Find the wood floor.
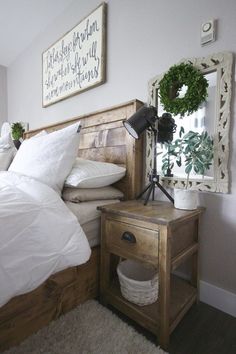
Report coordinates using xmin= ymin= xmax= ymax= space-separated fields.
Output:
xmin=168 ymin=302 xmax=236 ymax=354
xmin=108 ymin=301 xmax=236 ymax=354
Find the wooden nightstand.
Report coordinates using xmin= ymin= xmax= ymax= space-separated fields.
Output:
xmin=98 ymin=200 xmax=204 ymax=350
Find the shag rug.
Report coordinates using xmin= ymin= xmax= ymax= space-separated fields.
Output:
xmin=4 ymin=300 xmax=168 ymax=354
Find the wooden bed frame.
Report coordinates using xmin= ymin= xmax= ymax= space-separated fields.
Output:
xmin=0 ymin=99 xmax=144 ymax=351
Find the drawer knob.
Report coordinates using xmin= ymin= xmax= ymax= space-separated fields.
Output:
xmin=121 ymin=231 xmax=136 ymax=243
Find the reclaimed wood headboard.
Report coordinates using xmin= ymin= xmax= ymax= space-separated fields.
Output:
xmin=24 ymin=99 xmax=144 ymax=199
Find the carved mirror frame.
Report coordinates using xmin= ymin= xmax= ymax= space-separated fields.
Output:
xmin=147 ymin=51 xmax=233 ymax=193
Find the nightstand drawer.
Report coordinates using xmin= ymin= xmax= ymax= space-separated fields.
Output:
xmin=105 ymin=219 xmax=159 ymax=265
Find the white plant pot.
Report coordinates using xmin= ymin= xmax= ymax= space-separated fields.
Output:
xmin=174 ymin=189 xmax=198 ymax=210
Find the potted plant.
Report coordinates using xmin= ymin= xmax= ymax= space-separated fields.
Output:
xmin=11 ymin=122 xmax=25 ymax=149
xmin=162 ymin=128 xmax=213 ymax=210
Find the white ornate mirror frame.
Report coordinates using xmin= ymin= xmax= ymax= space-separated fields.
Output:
xmin=147 ymin=51 xmax=233 ymax=193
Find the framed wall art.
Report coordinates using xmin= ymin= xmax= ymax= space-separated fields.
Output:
xmin=42 ymin=2 xmax=107 ymax=107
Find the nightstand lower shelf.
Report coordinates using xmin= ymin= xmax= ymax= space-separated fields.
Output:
xmin=102 ymin=275 xmax=197 ymax=336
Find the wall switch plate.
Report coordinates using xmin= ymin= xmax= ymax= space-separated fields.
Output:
xmin=201 ymin=19 xmax=216 ymax=46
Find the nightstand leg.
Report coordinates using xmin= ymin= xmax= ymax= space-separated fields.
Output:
xmin=100 ymin=251 xmax=110 ymax=306
xmin=158 ymin=226 xmax=171 ymax=350
xmin=191 ymin=218 xmax=199 ymax=303
xmin=100 ymin=214 xmax=111 ymax=306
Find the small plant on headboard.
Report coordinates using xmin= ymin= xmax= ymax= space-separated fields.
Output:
xmin=11 ymin=122 xmax=25 ymax=149
xmin=11 ymin=122 xmax=25 ymax=140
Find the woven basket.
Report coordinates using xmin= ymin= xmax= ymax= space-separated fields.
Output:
xmin=117 ymin=259 xmax=159 ymax=306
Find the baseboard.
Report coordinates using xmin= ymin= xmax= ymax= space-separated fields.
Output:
xmin=174 ymin=270 xmax=236 ymax=317
xmin=199 ymin=280 xmax=236 ymax=317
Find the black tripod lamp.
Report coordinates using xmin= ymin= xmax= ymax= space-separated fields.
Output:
xmin=123 ymin=105 xmax=176 ymax=205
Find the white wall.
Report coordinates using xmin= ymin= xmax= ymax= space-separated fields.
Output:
xmin=7 ymin=0 xmax=236 ymax=298
xmin=0 ymin=65 xmax=7 ymax=127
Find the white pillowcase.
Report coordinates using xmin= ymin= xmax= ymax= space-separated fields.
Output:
xmin=32 ymin=130 xmax=48 ymax=138
xmin=0 ymin=150 xmax=16 ymax=171
xmin=62 ymin=186 xmax=124 ymax=202
xmin=0 ymin=133 xmax=14 ymax=151
xmin=9 ymin=123 xmax=81 ymax=193
xmin=0 ymin=133 xmax=16 ymax=171
xmin=0 ymin=122 xmax=11 ymax=137
xmin=65 ymin=158 xmax=126 ymax=188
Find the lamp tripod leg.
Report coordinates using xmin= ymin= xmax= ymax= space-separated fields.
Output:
xmin=144 ymin=182 xmax=155 ymax=205
xmin=136 ymin=182 xmax=151 ymax=199
xmin=155 ymin=181 xmax=174 ymax=204
xmin=152 ymin=184 xmax=155 ymax=201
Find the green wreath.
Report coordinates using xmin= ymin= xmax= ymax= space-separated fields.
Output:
xmin=159 ymin=63 xmax=208 ymax=116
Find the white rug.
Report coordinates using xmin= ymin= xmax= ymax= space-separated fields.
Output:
xmin=4 ymin=300 xmax=168 ymax=354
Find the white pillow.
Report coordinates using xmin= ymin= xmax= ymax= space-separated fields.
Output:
xmin=0 ymin=133 xmax=14 ymax=151
xmin=62 ymin=186 xmax=124 ymax=202
xmin=0 ymin=150 xmax=15 ymax=170
xmin=32 ymin=130 xmax=48 ymax=138
xmin=0 ymin=133 xmax=16 ymax=170
xmin=9 ymin=123 xmax=81 ymax=193
xmin=1 ymin=122 xmax=11 ymax=137
xmin=65 ymin=158 xmax=126 ymax=188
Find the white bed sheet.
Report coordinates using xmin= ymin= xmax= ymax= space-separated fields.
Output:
xmin=65 ymin=200 xmax=120 ymax=247
xmin=81 ymin=219 xmax=101 ymax=248
xmin=0 ymin=171 xmax=91 ymax=307
xmin=65 ymin=199 xmax=120 ymax=225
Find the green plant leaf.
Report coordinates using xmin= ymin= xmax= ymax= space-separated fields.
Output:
xmin=11 ymin=122 xmax=25 ymax=140
xmin=185 ymin=164 xmax=192 ymax=174
xmin=179 ymin=126 xmax=185 ymax=137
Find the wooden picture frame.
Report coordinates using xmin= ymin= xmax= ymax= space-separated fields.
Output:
xmin=42 ymin=2 xmax=107 ymax=107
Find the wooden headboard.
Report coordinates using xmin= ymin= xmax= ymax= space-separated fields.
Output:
xmin=24 ymin=99 xmax=144 ymax=199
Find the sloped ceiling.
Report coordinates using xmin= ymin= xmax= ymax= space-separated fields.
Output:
xmin=0 ymin=0 xmax=74 ymax=66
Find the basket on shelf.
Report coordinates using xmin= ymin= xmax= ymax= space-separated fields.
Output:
xmin=117 ymin=259 xmax=159 ymax=306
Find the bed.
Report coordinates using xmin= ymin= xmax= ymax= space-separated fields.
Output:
xmin=0 ymin=99 xmax=144 ymax=351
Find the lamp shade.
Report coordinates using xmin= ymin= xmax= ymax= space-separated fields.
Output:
xmin=123 ymin=105 xmax=157 ymax=139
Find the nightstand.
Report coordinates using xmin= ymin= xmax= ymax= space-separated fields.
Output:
xmin=98 ymin=200 xmax=204 ymax=350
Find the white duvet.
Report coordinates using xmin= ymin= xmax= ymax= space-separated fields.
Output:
xmin=0 ymin=171 xmax=91 ymax=307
